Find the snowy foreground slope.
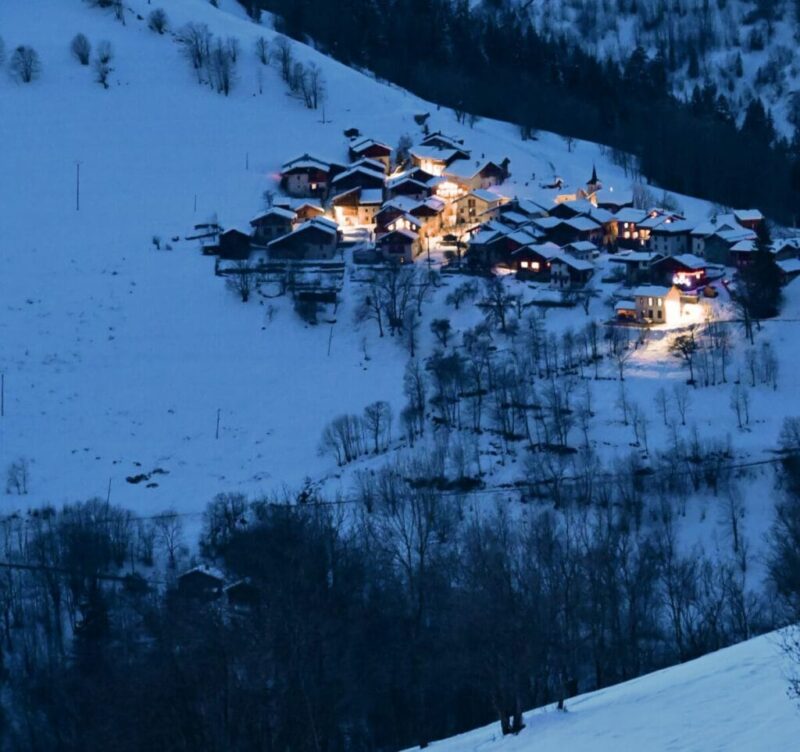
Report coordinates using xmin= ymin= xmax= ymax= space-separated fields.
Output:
xmin=409 ymin=633 xmax=800 ymax=752
xmin=0 ymin=0 xmax=711 ymax=517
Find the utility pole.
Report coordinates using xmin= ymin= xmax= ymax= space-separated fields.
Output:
xmin=1 ymin=373 xmax=4 ymax=417
xmin=75 ymin=161 xmax=82 ymax=211
xmin=246 ymin=152 xmax=249 ymax=171
xmin=215 ymin=408 xmax=221 ymax=439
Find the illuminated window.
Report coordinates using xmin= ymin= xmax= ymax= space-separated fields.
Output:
xmin=520 ymin=261 xmax=529 ymax=269
xmin=532 ymin=261 xmax=540 ymax=271
xmin=648 ymin=297 xmax=653 ymax=306
xmin=658 ymin=299 xmax=662 ymax=307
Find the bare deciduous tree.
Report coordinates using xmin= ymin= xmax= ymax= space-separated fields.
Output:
xmin=148 ymin=8 xmax=169 ymax=34
xmin=10 ymin=45 xmax=41 ymax=83
xmin=71 ymin=33 xmax=91 ymax=65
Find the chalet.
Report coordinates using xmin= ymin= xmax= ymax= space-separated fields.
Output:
xmin=632 ymin=285 xmax=682 ymax=325
xmin=538 ymin=215 xmax=603 ymax=246
xmin=409 ymin=145 xmax=470 ymax=176
xmin=443 ymin=159 xmax=509 ymax=191
xmin=376 ymin=211 xmax=423 ymax=237
xmin=778 ymin=258 xmax=800 ymax=284
xmin=729 ymin=239 xmax=756 ymax=268
xmin=377 ymin=229 xmax=419 ymax=263
xmin=690 ymin=215 xmax=754 ymax=262
xmin=409 ymin=198 xmax=446 ymax=237
xmin=648 ymin=218 xmax=694 ymax=257
xmin=177 ymin=566 xmax=224 ymax=600
xmin=268 ymin=217 xmax=339 ymax=260
xmin=420 ymin=131 xmax=466 ymax=150
xmin=562 ymin=240 xmax=598 ymax=260
xmin=385 ymin=174 xmax=431 ymax=201
xmin=772 ymin=238 xmax=800 ymax=260
xmin=615 ymin=299 xmax=638 ymax=321
xmin=280 ymin=154 xmax=341 ymax=198
xmin=512 ymin=242 xmax=560 ymax=278
xmin=610 ymin=250 xmax=664 ymax=286
xmin=549 ymin=254 xmax=594 ymax=289
xmin=330 ymin=164 xmax=385 ymax=195
xmin=274 ymin=198 xmax=325 ymax=223
xmin=614 ymin=207 xmax=649 ymax=249
xmin=348 ymin=138 xmax=392 ymax=171
xmin=453 ymin=189 xmax=506 ymax=226
xmin=250 ymin=206 xmax=296 ymax=244
xmin=331 ymin=187 xmax=383 ymax=227
xmin=733 ymin=209 xmax=764 ymax=231
xmin=652 ymin=254 xmax=707 ymax=289
xmin=208 ymin=227 xmax=251 ymax=260
xmin=465 ymin=227 xmax=502 ymax=264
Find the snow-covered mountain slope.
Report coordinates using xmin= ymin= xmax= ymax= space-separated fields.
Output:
xmin=485 ymin=0 xmax=800 ymax=137
xmin=2 ymin=0 xmax=705 ymax=517
xmin=406 ymin=632 xmax=800 ymax=752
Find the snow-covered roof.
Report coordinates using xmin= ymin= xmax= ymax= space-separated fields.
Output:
xmin=267 ymin=217 xmax=338 ymax=245
xmin=615 ymin=300 xmax=637 ymax=311
xmin=588 ymin=206 xmax=616 ymax=224
xmin=717 ymin=228 xmax=756 ymax=244
xmin=651 ymin=218 xmax=694 ymax=234
xmin=734 ymin=209 xmax=764 ymax=223
xmin=564 ymin=240 xmax=598 ymax=252
xmin=499 ymin=210 xmax=532 ymax=225
xmin=180 ymin=564 xmax=225 ymax=581
xmin=668 ymin=253 xmax=706 ymax=269
xmin=281 ymin=153 xmax=332 ymax=172
xmin=551 ymin=253 xmax=594 ymax=271
xmin=350 ymin=157 xmax=386 ymax=174
xmin=359 ymin=188 xmax=384 ymax=205
xmin=563 ymin=216 xmax=601 ymax=231
xmin=250 ymin=206 xmax=296 ymax=224
xmin=731 ymin=239 xmax=756 ymax=253
xmin=351 ymin=137 xmax=391 ymax=153
xmin=331 ymin=165 xmax=385 ymax=184
xmin=515 ymin=198 xmax=550 ymax=216
xmin=469 ymin=229 xmax=501 ymax=245
xmin=610 ymin=251 xmax=662 ymax=264
xmin=778 ymin=258 xmax=800 ymax=274
xmin=386 ymin=175 xmax=429 ymax=190
xmin=382 ymin=196 xmax=420 ymax=213
xmin=410 ymin=146 xmax=464 ymax=162
xmin=615 ymin=207 xmax=649 ymax=223
xmin=559 ymin=198 xmax=595 ymax=214
xmin=470 ymin=188 xmax=504 ymax=203
xmin=632 ymin=284 xmax=674 ymax=297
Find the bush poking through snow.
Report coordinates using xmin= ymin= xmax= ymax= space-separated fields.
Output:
xmin=254 ymin=36 xmax=268 ymax=65
xmin=9 ymin=45 xmax=41 ymax=83
xmin=6 ymin=458 xmax=30 ymax=495
xmin=147 ymin=8 xmax=169 ymax=35
xmin=94 ymin=41 xmax=114 ymax=89
xmin=70 ymin=33 xmax=91 ymax=65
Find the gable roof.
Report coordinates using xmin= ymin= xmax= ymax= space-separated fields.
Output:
xmin=551 ymin=253 xmax=594 ymax=271
xmin=350 ymin=137 xmax=392 ymax=154
xmin=250 ymin=206 xmax=296 ymax=225
xmin=614 ymin=207 xmax=649 ymax=224
xmin=267 ymin=217 xmax=338 ymax=246
xmin=632 ymin=284 xmax=674 ymax=297
xmin=281 ymin=153 xmax=332 ymax=172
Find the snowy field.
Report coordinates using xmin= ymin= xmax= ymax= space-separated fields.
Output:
xmin=0 ymin=0 xmax=795 ymax=575
xmin=405 ymin=631 xmax=800 ymax=752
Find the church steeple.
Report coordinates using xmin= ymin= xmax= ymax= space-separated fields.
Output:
xmin=586 ymin=164 xmax=601 ymax=193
